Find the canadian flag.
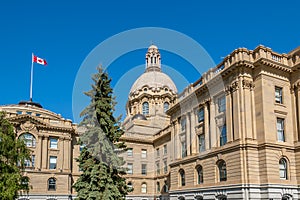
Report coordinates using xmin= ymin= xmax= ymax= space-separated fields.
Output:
xmin=32 ymin=54 xmax=47 ymax=65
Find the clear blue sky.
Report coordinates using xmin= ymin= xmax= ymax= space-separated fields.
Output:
xmin=1 ymin=0 xmax=299 ymax=122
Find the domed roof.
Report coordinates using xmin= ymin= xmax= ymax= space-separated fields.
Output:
xmin=148 ymin=44 xmax=158 ymax=49
xmin=130 ymin=71 xmax=177 ymax=94
xmin=132 ymin=113 xmax=147 ymax=120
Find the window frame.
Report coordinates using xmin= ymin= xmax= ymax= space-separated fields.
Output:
xmin=142 ymin=102 xmax=149 ymax=115
xmin=197 ymin=107 xmax=204 ymax=123
xmin=198 ymin=134 xmax=205 ymax=152
xmin=141 ymin=149 xmax=147 ymax=158
xmin=141 ymin=183 xmax=147 ymax=193
xmin=19 ymin=133 xmax=36 ymax=148
xmin=141 ymin=164 xmax=147 ymax=175
xmin=275 ymin=86 xmax=283 ymax=104
xmin=127 ymin=163 xmax=133 ymax=174
xmin=218 ymin=95 xmax=226 ymax=113
xmin=49 ymin=156 xmax=57 ymax=170
xmin=49 ymin=137 xmax=58 ymax=149
xmin=279 ymin=158 xmax=288 ymax=180
xmin=277 ymin=118 xmax=285 ymax=142
xmin=48 ymin=178 xmax=56 ymax=191
xmin=127 ymin=148 xmax=133 ymax=157
xmin=164 ymin=102 xmax=169 ymax=113
xmin=218 ymin=160 xmax=227 ymax=182
xmin=220 ymin=125 xmax=227 ymax=146
xmin=197 ymin=165 xmax=203 ymax=184
xmin=179 ymin=169 xmax=185 ymax=186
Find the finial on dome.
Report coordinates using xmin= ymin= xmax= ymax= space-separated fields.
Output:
xmin=145 ymin=44 xmax=161 ymax=72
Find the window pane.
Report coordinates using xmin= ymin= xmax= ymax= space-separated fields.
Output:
xmin=218 ymin=96 xmax=226 ymax=112
xmin=142 ymin=102 xmax=149 ymax=115
xmin=197 ymin=108 xmax=204 ymax=122
xmin=199 ymin=134 xmax=205 ymax=152
xmin=164 ymin=102 xmax=169 ymax=113
xmin=277 ymin=118 xmax=285 ymax=142
xmin=141 ymin=164 xmax=147 ymax=175
xmin=127 ymin=148 xmax=133 ymax=157
xmin=141 ymin=183 xmax=147 ymax=193
xmin=156 ymin=162 xmax=160 ymax=175
xmin=49 ymin=138 xmax=58 ymax=149
xmin=220 ymin=125 xmax=227 ymax=146
xmin=49 ymin=156 xmax=57 ymax=169
xmin=48 ymin=178 xmax=56 ymax=191
xmin=163 ymin=145 xmax=167 ymax=155
xmin=275 ymin=87 xmax=283 ymax=104
xmin=20 ymin=133 xmax=36 ymax=148
xmin=141 ymin=149 xmax=147 ymax=158
xmin=127 ymin=163 xmax=133 ymax=174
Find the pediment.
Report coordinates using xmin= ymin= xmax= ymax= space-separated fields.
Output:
xmin=7 ymin=114 xmax=49 ymax=127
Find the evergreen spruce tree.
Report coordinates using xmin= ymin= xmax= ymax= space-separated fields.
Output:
xmin=73 ymin=67 xmax=131 ymax=200
xmin=0 ymin=112 xmax=30 ymax=199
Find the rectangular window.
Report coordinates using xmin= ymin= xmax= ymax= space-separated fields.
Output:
xmin=181 ymin=117 xmax=186 ymax=131
xmin=141 ymin=149 xmax=147 ymax=158
xmin=220 ymin=125 xmax=227 ymax=146
xmin=156 ymin=162 xmax=160 ymax=175
xmin=49 ymin=156 xmax=57 ymax=169
xmin=277 ymin=118 xmax=285 ymax=142
xmin=127 ymin=148 xmax=133 ymax=157
xmin=198 ymin=134 xmax=205 ymax=152
xmin=197 ymin=107 xmax=204 ymax=122
xmin=24 ymin=158 xmax=31 ymax=167
xmin=127 ymin=163 xmax=133 ymax=174
xmin=275 ymin=87 xmax=283 ymax=104
xmin=163 ymin=160 xmax=168 ymax=174
xmin=156 ymin=148 xmax=160 ymax=157
xmin=163 ymin=144 xmax=167 ymax=155
xmin=181 ymin=141 xmax=187 ymax=158
xmin=49 ymin=137 xmax=58 ymax=149
xmin=31 ymin=155 xmax=35 ymax=167
xmin=218 ymin=96 xmax=226 ymax=113
xmin=141 ymin=164 xmax=147 ymax=175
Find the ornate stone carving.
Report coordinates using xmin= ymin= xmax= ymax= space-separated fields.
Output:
xmin=242 ymin=79 xmax=254 ymax=90
xmin=20 ymin=120 xmax=36 ymax=132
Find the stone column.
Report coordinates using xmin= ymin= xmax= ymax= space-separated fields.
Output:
xmin=232 ymin=81 xmax=241 ymax=140
xmin=35 ymin=135 xmax=43 ymax=170
xmin=186 ymin=112 xmax=191 ymax=156
xmin=170 ymin=122 xmax=175 ymax=161
xmin=204 ymin=102 xmax=210 ymax=150
xmin=58 ymin=137 xmax=64 ymax=171
xmin=191 ymin=109 xmax=197 ymax=154
xmin=41 ymin=136 xmax=48 ymax=169
xmin=242 ymin=79 xmax=254 ymax=139
xmin=209 ymin=100 xmax=216 ymax=148
xmin=225 ymin=90 xmax=233 ymax=142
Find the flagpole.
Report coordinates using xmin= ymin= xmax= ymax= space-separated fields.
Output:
xmin=30 ymin=53 xmax=34 ymax=102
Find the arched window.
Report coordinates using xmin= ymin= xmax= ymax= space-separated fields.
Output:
xmin=196 ymin=165 xmax=203 ymax=184
xmin=163 ymin=183 xmax=168 ymax=192
xmin=179 ymin=169 xmax=185 ymax=186
xmin=19 ymin=133 xmax=36 ymax=148
xmin=218 ymin=160 xmax=227 ymax=181
xmin=141 ymin=183 xmax=147 ymax=193
xmin=279 ymin=158 xmax=288 ymax=180
xmin=127 ymin=182 xmax=133 ymax=190
xmin=142 ymin=102 xmax=149 ymax=115
xmin=164 ymin=102 xmax=169 ymax=113
xmin=48 ymin=178 xmax=56 ymax=191
xmin=156 ymin=181 xmax=160 ymax=192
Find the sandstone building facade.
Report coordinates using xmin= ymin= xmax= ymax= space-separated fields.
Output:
xmin=1 ymin=44 xmax=300 ymax=200
xmin=121 ymin=45 xmax=300 ymax=200
xmin=0 ymin=102 xmax=81 ymax=200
